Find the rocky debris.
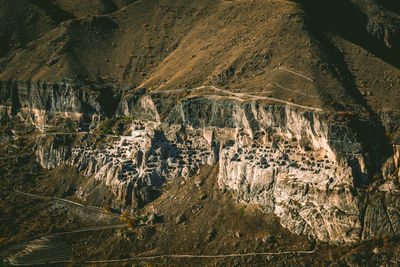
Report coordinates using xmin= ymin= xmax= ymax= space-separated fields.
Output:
xmin=134 ymin=187 xmax=162 ymax=210
xmin=235 ymin=231 xmax=243 ymax=238
xmin=147 ymin=213 xmax=164 ymax=225
xmin=175 ymin=214 xmax=186 ymax=225
xmin=199 ymin=194 xmax=207 ymax=200
xmin=137 ymin=226 xmax=155 ymax=241
xmin=262 ymin=235 xmax=276 ymax=244
xmin=191 ymin=205 xmax=202 ymax=214
xmin=206 ymin=227 xmax=217 ymax=242
xmin=117 ymin=231 xmax=135 ymax=241
xmin=195 ymin=180 xmax=204 ymax=188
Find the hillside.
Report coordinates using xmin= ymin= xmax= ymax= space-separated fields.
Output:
xmin=1 ymin=0 xmax=400 ymax=266
xmin=1 ymin=0 xmax=400 ymax=112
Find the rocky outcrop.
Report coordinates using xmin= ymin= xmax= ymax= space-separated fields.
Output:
xmin=0 ymin=80 xmax=156 ymax=131
xmin=362 ymin=189 xmax=400 ymax=240
xmin=218 ymin=136 xmax=361 ymax=243
xmin=212 ymin=106 xmax=363 ymax=242
xmin=394 ymin=145 xmax=400 ymax=175
xmin=35 ymin=135 xmax=73 ymax=169
xmin=0 ymin=80 xmax=93 ymax=128
xmin=35 ymin=121 xmax=219 ymax=208
xmin=3 ymin=80 xmax=400 ymax=243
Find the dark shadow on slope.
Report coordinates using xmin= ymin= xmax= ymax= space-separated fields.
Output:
xmin=98 ymin=85 xmax=120 ymax=118
xmin=297 ymin=0 xmax=393 ymax=182
xmin=377 ymin=0 xmax=400 ymax=14
xmin=9 ymin=81 xmax=21 ymax=116
xmin=26 ymin=0 xmax=75 ymax=24
xmin=0 ymin=33 xmax=11 ymax=58
xmin=296 ymin=0 xmax=400 ymax=68
xmin=101 ymin=0 xmax=119 ymax=14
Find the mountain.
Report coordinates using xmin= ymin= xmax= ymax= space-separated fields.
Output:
xmin=1 ymin=0 xmax=400 ymax=266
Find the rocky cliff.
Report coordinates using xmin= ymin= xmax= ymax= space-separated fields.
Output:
xmin=4 ymin=80 xmax=399 ymax=243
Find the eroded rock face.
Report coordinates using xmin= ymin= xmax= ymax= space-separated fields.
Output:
xmin=35 ymin=121 xmax=219 ymax=208
xmin=0 ymin=81 xmax=153 ymax=131
xmin=5 ymin=80 xmax=400 ymax=243
xmin=362 ymin=191 xmax=400 ymax=240
xmin=215 ymin=108 xmax=363 ymax=243
xmin=218 ymin=138 xmax=361 ymax=242
xmin=394 ymin=145 xmax=400 ymax=171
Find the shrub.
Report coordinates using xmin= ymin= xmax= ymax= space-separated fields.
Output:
xmin=238 ymin=205 xmax=247 ymax=220
xmin=126 ymin=219 xmax=136 ymax=229
xmin=120 ymin=211 xmax=130 ymax=221
xmin=0 ymin=116 xmax=9 ymax=126
xmin=0 ymin=237 xmax=7 ymax=247
xmin=122 ymin=116 xmax=133 ymax=123
xmin=103 ymin=205 xmax=112 ymax=213
xmin=386 ymin=131 xmax=394 ymax=144
xmin=141 ymin=215 xmax=148 ymax=223
xmin=378 ymin=233 xmax=390 ymax=247
xmin=100 ymin=119 xmax=114 ymax=135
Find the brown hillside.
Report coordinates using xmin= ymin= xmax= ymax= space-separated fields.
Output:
xmin=0 ymin=0 xmax=399 ymax=113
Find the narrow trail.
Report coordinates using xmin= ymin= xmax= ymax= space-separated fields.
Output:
xmin=0 ymin=187 xmax=136 ymax=220
xmin=5 ymin=247 xmax=317 ymax=266
xmin=84 ymin=247 xmax=316 ymax=262
xmin=271 ymin=83 xmax=318 ymax=98
xmin=49 ymin=224 xmax=127 ymax=236
xmin=277 ymin=66 xmax=315 ymax=82
xmin=2 ymin=187 xmax=317 ymax=266
xmin=152 ymin=85 xmax=323 ymax=112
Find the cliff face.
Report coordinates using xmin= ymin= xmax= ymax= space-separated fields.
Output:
xmin=217 ymin=109 xmax=361 ymax=243
xmin=0 ymin=80 xmax=122 ymax=129
xmin=34 ymin=122 xmax=219 ymax=209
xmin=6 ymin=80 xmax=399 ymax=243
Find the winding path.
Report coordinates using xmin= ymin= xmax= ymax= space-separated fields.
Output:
xmin=153 ymin=85 xmax=323 ymax=112
xmin=2 ymin=187 xmax=316 ymax=266
xmin=5 ymin=248 xmax=316 ymax=266
xmin=0 ymin=187 xmax=135 ymax=219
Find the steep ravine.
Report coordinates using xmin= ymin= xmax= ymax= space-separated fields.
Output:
xmin=1 ymin=80 xmax=400 ymax=243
